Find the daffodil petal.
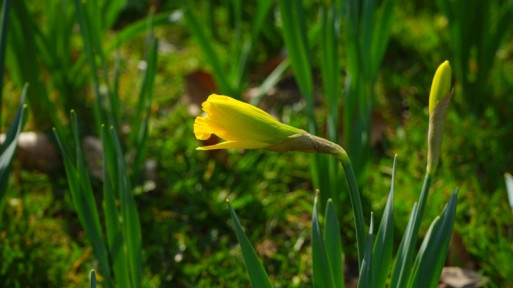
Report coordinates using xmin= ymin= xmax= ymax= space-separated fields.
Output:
xmin=194 ymin=116 xmax=212 ymax=140
xmin=201 ymin=94 xmax=304 ymax=143
xmin=205 ymin=95 xmax=281 ymax=124
xmin=196 ymin=141 xmax=270 ymax=150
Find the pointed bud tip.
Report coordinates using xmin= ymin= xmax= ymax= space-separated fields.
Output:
xmin=429 ymin=60 xmax=452 ymax=114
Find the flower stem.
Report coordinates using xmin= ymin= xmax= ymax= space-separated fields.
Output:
xmin=337 ymin=151 xmax=366 ymax=268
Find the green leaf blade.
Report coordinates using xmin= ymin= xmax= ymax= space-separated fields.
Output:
xmin=390 ymin=203 xmax=418 ymax=288
xmin=53 ymin=111 xmax=113 ymax=287
xmin=102 ymin=126 xmax=131 ymax=288
xmin=312 ymin=195 xmax=335 ymax=288
xmin=278 ymin=0 xmax=314 ymax=116
xmin=228 ymin=202 xmax=273 ymax=288
xmin=0 ymin=85 xmax=27 ymax=216
xmin=181 ymin=0 xmax=233 ymax=96
xmin=358 ymin=213 xmax=374 ymax=288
xmin=110 ymin=127 xmax=142 ymax=288
xmin=324 ymin=199 xmax=344 ymax=288
xmin=372 ymin=156 xmax=396 ymax=288
xmin=407 ymin=190 xmax=458 ymax=288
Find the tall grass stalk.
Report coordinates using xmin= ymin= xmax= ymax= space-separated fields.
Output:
xmin=52 ymin=3 xmax=160 ymax=286
xmin=0 ymin=86 xmax=27 ymax=219
xmin=6 ymin=0 xmax=165 ymax=137
xmin=342 ymin=0 xmax=396 ymax=182
xmin=278 ymin=0 xmax=396 ymax=209
xmin=228 ymin=201 xmax=273 ymax=288
xmin=53 ymin=111 xmax=114 ymax=287
xmin=0 ymin=0 xmax=11 ymax=113
xmin=73 ymin=1 xmax=158 ymax=186
xmin=129 ymin=12 xmax=159 ymax=185
xmin=278 ymin=0 xmax=343 ymax=211
xmin=7 ymin=1 xmax=58 ymax=131
xmin=73 ymin=0 xmax=111 ymax=131
xmin=54 ymin=112 xmax=143 ymax=288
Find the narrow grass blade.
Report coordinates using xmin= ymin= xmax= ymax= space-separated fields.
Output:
xmin=74 ymin=0 xmax=117 ymax=132
xmin=73 ymin=0 xmax=105 ymax=130
xmin=0 ymin=0 xmax=12 ymax=107
xmin=343 ymin=0 xmax=361 ymax=78
xmin=342 ymin=0 xmax=366 ymax=181
xmin=228 ymin=0 xmax=243 ymax=95
xmin=70 ymin=11 xmax=181 ymax=81
xmin=228 ymin=202 xmax=273 ymax=288
xmin=319 ymin=4 xmax=343 ymax=212
xmin=342 ymin=0 xmax=396 ymax=181
xmin=482 ymin=0 xmax=513 ymax=80
xmin=371 ymin=0 xmax=396 ymax=77
xmin=234 ymin=39 xmax=251 ymax=97
xmin=131 ymin=12 xmax=157 ymax=134
xmin=251 ymin=0 xmax=273 ymax=41
xmin=505 ymin=173 xmax=513 ymax=213
xmin=110 ymin=126 xmax=142 ymax=288
xmin=181 ymin=0 xmax=233 ymax=96
xmin=390 ymin=174 xmax=432 ymax=288
xmin=339 ymin=156 xmax=367 ymax=268
xmin=390 ymin=203 xmax=418 ymax=288
xmin=250 ymin=58 xmax=290 ymax=106
xmin=102 ymin=0 xmax=125 ymax=29
xmin=85 ymin=0 xmax=102 ymax=46
xmin=230 ymin=0 xmax=272 ymax=97
xmin=90 ymin=270 xmax=97 ymax=288
xmin=280 ymin=0 xmax=337 ymax=231
xmin=278 ymin=0 xmax=314 ymax=125
xmin=324 ymin=199 xmax=344 ymax=288
xmin=320 ymin=4 xmax=340 ymax=141
xmin=372 ymin=156 xmax=396 ymax=288
xmin=0 ymin=85 xmax=27 ymax=217
xmin=40 ymin=1 xmax=77 ymax=113
xmin=102 ymin=126 xmax=131 ymax=288
xmin=361 ymin=0 xmax=377 ymax=79
xmin=7 ymin=1 xmax=57 ymax=130
xmin=130 ymin=14 xmax=158 ymax=185
xmin=358 ymin=213 xmax=374 ymax=288
xmin=407 ymin=190 xmax=458 ymax=288
xmin=53 ymin=111 xmax=113 ymax=287
xmin=107 ymin=11 xmax=181 ymax=53
xmin=312 ymin=194 xmax=335 ymax=288
xmin=111 ymin=54 xmax=122 ymax=128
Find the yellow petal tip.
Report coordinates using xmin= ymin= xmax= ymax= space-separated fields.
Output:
xmin=429 ymin=60 xmax=452 ymax=114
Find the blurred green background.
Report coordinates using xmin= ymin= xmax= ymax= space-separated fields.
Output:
xmin=0 ymin=0 xmax=512 ymax=287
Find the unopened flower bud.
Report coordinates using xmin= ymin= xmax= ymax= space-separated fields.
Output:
xmin=194 ymin=94 xmax=345 ymax=156
xmin=427 ymin=61 xmax=453 ymax=174
xmin=429 ymin=60 xmax=452 ymax=115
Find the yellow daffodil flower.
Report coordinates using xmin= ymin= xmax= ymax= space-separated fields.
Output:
xmin=194 ymin=94 xmax=344 ymax=156
xmin=427 ymin=61 xmax=453 ymax=174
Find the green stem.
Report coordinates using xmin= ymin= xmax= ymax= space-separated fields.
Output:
xmin=337 ymin=151 xmax=366 ymax=268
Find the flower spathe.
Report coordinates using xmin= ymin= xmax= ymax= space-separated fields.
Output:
xmin=194 ymin=94 xmax=345 ymax=156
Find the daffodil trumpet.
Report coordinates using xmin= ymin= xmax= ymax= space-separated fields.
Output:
xmin=194 ymin=94 xmax=345 ymax=157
